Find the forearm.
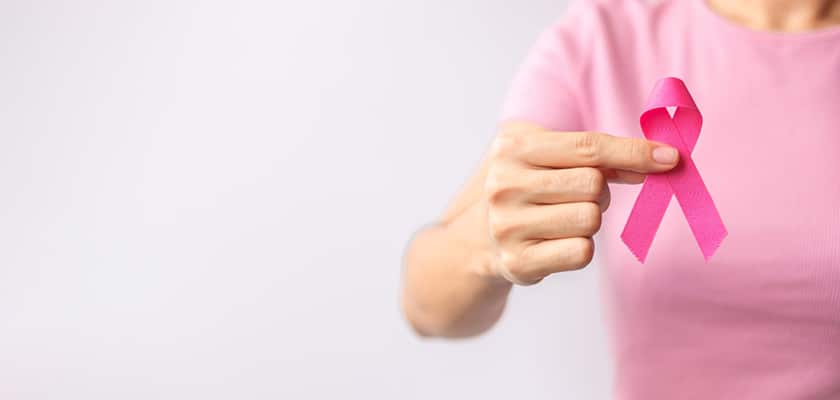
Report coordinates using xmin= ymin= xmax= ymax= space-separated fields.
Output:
xmin=401 ymin=201 xmax=512 ymax=338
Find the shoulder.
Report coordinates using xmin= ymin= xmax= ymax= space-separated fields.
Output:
xmin=500 ymin=0 xmax=688 ymax=129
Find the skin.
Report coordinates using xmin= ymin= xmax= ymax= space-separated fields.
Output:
xmin=401 ymin=1 xmax=840 ymax=339
xmin=707 ymin=0 xmax=840 ymax=31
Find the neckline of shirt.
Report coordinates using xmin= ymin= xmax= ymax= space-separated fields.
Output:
xmin=693 ymin=0 xmax=840 ymax=44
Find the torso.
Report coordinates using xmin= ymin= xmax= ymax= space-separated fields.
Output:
xmin=527 ymin=1 xmax=840 ymax=397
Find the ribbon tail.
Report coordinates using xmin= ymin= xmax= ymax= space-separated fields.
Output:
xmin=667 ymin=157 xmax=728 ymax=262
xmin=621 ymin=175 xmax=672 ymax=263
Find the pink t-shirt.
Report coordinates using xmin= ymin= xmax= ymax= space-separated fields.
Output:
xmin=500 ymin=0 xmax=840 ymax=398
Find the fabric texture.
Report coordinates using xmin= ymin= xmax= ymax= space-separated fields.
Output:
xmin=499 ymin=1 xmax=840 ymax=398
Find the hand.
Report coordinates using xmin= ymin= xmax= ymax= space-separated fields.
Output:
xmin=484 ymin=129 xmax=679 ymax=285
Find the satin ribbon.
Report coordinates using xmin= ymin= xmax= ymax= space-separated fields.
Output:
xmin=621 ymin=77 xmax=727 ymax=263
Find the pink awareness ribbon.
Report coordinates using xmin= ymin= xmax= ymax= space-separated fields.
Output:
xmin=621 ymin=77 xmax=727 ymax=263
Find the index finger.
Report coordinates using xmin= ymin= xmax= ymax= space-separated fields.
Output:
xmin=516 ymin=131 xmax=679 ymax=173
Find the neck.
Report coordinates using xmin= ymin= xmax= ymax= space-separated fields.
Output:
xmin=706 ymin=0 xmax=840 ymax=32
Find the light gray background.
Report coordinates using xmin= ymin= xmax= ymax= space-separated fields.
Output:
xmin=0 ymin=0 xmax=611 ymax=398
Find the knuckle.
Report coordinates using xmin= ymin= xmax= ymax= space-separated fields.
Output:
xmin=627 ymin=139 xmax=649 ymax=167
xmin=567 ymin=238 xmax=595 ymax=270
xmin=600 ymin=186 xmax=612 ymax=211
xmin=484 ymin=170 xmax=512 ymax=205
xmin=575 ymin=203 xmax=602 ymax=234
xmin=488 ymin=215 xmax=519 ymax=242
xmin=490 ymin=134 xmax=524 ymax=160
xmin=486 ymin=187 xmax=514 ymax=206
xmin=499 ymin=250 xmax=540 ymax=286
xmin=498 ymin=251 xmax=522 ymax=278
xmin=574 ymin=132 xmax=601 ymax=162
xmin=485 ymin=167 xmax=527 ymax=205
xmin=538 ymin=170 xmax=564 ymax=192
xmin=577 ymin=167 xmax=604 ymax=199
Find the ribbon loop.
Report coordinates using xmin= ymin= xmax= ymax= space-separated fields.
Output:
xmin=621 ymin=77 xmax=727 ymax=262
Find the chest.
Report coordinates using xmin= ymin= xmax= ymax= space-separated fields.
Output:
xmin=599 ymin=74 xmax=840 ymax=325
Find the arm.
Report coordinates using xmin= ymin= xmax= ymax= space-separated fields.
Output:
xmin=399 ymin=123 xmax=523 ymax=339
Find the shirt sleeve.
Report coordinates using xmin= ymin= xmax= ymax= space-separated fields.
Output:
xmin=498 ymin=15 xmax=588 ymax=131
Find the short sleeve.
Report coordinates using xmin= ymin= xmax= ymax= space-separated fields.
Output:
xmin=498 ymin=13 xmax=589 ymax=131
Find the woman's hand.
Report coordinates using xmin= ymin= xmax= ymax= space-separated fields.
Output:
xmin=401 ymin=124 xmax=679 ymax=337
xmin=484 ymin=129 xmax=679 ymax=285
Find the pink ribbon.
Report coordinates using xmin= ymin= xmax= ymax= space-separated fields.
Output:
xmin=621 ymin=77 xmax=727 ymax=263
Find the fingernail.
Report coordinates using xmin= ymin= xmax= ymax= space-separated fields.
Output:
xmin=652 ymin=147 xmax=678 ymax=164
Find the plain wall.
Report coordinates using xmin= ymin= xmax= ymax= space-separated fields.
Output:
xmin=0 ymin=0 xmax=611 ymax=398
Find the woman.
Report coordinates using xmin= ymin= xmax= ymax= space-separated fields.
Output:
xmin=401 ymin=0 xmax=840 ymax=398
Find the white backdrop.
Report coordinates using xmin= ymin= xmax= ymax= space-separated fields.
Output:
xmin=0 ymin=0 xmax=611 ymax=398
